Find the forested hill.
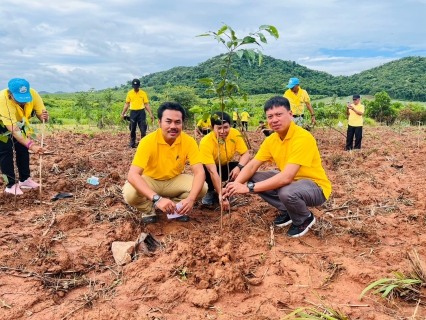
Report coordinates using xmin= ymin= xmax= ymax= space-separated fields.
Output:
xmin=137 ymin=55 xmax=426 ymax=101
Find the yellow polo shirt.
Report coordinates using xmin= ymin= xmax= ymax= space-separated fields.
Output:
xmin=197 ymin=118 xmax=211 ymax=129
xmin=254 ymin=122 xmax=331 ymax=199
xmin=283 ymin=88 xmax=310 ymax=116
xmin=126 ymin=89 xmax=149 ymax=111
xmin=132 ymin=129 xmax=201 ymax=180
xmin=0 ymin=88 xmax=45 ymax=126
xmin=240 ymin=111 xmax=250 ymax=121
xmin=232 ymin=111 xmax=238 ymax=121
xmin=348 ymin=104 xmax=365 ymax=127
xmin=200 ymin=128 xmax=248 ymax=165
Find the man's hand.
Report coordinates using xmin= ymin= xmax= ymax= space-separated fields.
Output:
xmin=121 ymin=113 xmax=125 ymax=119
xmin=311 ymin=116 xmax=317 ymax=125
xmin=220 ymin=198 xmax=230 ymax=211
xmin=41 ymin=110 xmax=49 ymax=122
xmin=224 ymin=181 xmax=249 ymax=198
xmin=155 ymin=197 xmax=176 ymax=214
xmin=176 ymin=198 xmax=195 ymax=215
xmin=228 ymin=166 xmax=241 ymax=181
xmin=150 ymin=114 xmax=154 ymax=123
xmin=30 ymin=144 xmax=46 ymax=155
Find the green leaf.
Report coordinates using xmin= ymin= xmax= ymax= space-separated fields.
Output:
xmin=214 ymin=35 xmax=225 ymax=44
xmin=230 ymin=139 xmax=236 ymax=144
xmin=258 ymin=50 xmax=263 ymax=66
xmin=217 ymin=79 xmax=226 ymax=89
xmin=217 ymin=25 xmax=228 ymax=36
xmin=264 ymin=26 xmax=279 ymax=39
xmin=30 ymin=133 xmax=37 ymax=139
xmin=281 ymin=307 xmax=307 ymax=319
xmin=236 ymin=50 xmax=244 ymax=59
xmin=2 ymin=174 xmax=9 ymax=184
xmin=381 ymin=284 xmax=398 ymax=298
xmin=231 ymin=67 xmax=239 ymax=79
xmin=220 ymin=68 xmax=227 ymax=77
xmin=360 ymin=278 xmax=394 ymax=300
xmin=202 ymin=113 xmax=211 ymax=121
xmin=189 ymin=106 xmax=203 ymax=113
xmin=226 ymin=41 xmax=233 ymax=48
xmin=196 ymin=33 xmax=211 ymax=37
xmin=258 ymin=32 xmax=267 ymax=44
xmin=241 ymin=36 xmax=256 ymax=45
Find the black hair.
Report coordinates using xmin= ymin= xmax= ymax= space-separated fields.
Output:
xmin=210 ymin=111 xmax=232 ymax=127
xmin=259 ymin=120 xmax=265 ymax=124
xmin=264 ymin=96 xmax=291 ymax=112
xmin=157 ymin=102 xmax=186 ymax=121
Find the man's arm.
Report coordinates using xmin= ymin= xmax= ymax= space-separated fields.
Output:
xmin=144 ymin=103 xmax=154 ymax=123
xmin=305 ymin=102 xmax=316 ymax=124
xmin=36 ymin=110 xmax=49 ymax=122
xmin=178 ymin=163 xmax=206 ymax=215
xmin=5 ymin=124 xmax=45 ymax=154
xmin=196 ymin=126 xmax=203 ymax=136
xmin=121 ymin=102 xmax=130 ymax=118
xmin=228 ymin=151 xmax=251 ymax=181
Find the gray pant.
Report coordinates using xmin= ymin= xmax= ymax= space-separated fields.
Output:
xmin=249 ymin=170 xmax=326 ymax=225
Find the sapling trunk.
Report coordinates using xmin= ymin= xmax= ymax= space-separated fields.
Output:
xmin=39 ymin=119 xmax=45 ymax=205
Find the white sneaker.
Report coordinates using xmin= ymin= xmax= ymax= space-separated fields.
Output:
xmin=19 ymin=178 xmax=40 ymax=189
xmin=5 ymin=184 xmax=24 ymax=195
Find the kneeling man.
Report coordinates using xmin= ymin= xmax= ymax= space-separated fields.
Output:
xmin=123 ymin=102 xmax=207 ymax=223
xmin=224 ymin=96 xmax=331 ymax=238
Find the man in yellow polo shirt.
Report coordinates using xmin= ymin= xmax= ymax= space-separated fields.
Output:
xmin=121 ymin=78 xmax=154 ymax=148
xmin=0 ymin=78 xmax=48 ymax=195
xmin=224 ymin=96 xmax=331 ymax=238
xmin=122 ymin=102 xmax=207 ymax=223
xmin=196 ymin=117 xmax=211 ymax=137
xmin=240 ymin=108 xmax=251 ymax=131
xmin=345 ymin=94 xmax=365 ymax=150
xmin=283 ymin=77 xmax=316 ymax=127
xmin=232 ymin=108 xmax=238 ymax=128
xmin=199 ymin=111 xmax=250 ymax=208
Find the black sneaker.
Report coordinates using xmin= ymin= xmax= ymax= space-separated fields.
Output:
xmin=142 ymin=214 xmax=157 ymax=224
xmin=273 ymin=210 xmax=292 ymax=227
xmin=176 ymin=215 xmax=190 ymax=222
xmin=286 ymin=213 xmax=316 ymax=238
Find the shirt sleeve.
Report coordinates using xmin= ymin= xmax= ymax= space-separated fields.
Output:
xmin=143 ymin=91 xmax=149 ymax=104
xmin=132 ymin=138 xmax=151 ymax=169
xmin=302 ymin=90 xmax=311 ymax=103
xmin=32 ymin=90 xmax=45 ymax=116
xmin=254 ymin=139 xmax=273 ymax=163
xmin=199 ymin=138 xmax=216 ymax=165
xmin=187 ymin=137 xmax=202 ymax=166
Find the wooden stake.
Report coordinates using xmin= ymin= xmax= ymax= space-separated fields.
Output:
xmin=39 ymin=119 xmax=45 ymax=205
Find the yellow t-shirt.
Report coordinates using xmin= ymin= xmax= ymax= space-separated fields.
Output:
xmin=232 ymin=111 xmax=238 ymax=121
xmin=283 ymin=88 xmax=310 ymax=116
xmin=126 ymin=89 xmax=149 ymax=111
xmin=132 ymin=129 xmax=201 ymax=180
xmin=200 ymin=128 xmax=248 ymax=165
xmin=0 ymin=88 xmax=45 ymax=126
xmin=197 ymin=118 xmax=211 ymax=129
xmin=254 ymin=122 xmax=331 ymax=199
xmin=348 ymin=104 xmax=365 ymax=127
xmin=240 ymin=111 xmax=250 ymax=122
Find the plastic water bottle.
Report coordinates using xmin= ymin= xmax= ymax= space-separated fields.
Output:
xmin=87 ymin=176 xmax=99 ymax=185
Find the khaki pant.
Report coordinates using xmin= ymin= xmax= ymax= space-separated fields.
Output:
xmin=122 ymin=174 xmax=207 ymax=215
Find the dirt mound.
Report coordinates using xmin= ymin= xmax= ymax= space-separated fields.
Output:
xmin=1 ymin=127 xmax=426 ymax=319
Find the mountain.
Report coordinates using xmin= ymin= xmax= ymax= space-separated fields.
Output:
xmin=137 ymin=55 xmax=426 ymax=101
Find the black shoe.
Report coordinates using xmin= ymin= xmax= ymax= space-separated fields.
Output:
xmin=286 ymin=213 xmax=316 ymax=238
xmin=273 ymin=210 xmax=292 ymax=227
xmin=176 ymin=215 xmax=190 ymax=222
xmin=142 ymin=214 xmax=157 ymax=224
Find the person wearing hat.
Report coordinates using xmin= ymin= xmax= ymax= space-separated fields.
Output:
xmin=240 ymin=108 xmax=251 ymax=131
xmin=232 ymin=108 xmax=239 ymax=128
xmin=283 ymin=77 xmax=316 ymax=127
xmin=121 ymin=78 xmax=154 ymax=148
xmin=0 ymin=78 xmax=49 ymax=195
xmin=345 ymin=94 xmax=364 ymax=150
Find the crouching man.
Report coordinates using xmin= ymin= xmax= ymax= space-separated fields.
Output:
xmin=123 ymin=102 xmax=207 ymax=223
xmin=199 ymin=112 xmax=250 ymax=209
xmin=224 ymin=96 xmax=331 ymax=238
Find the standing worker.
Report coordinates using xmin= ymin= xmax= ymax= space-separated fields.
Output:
xmin=345 ymin=94 xmax=364 ymax=150
xmin=0 ymin=78 xmax=48 ymax=195
xmin=240 ymin=108 xmax=251 ymax=131
xmin=232 ymin=108 xmax=238 ymax=128
xmin=121 ymin=78 xmax=154 ymax=148
xmin=283 ymin=77 xmax=316 ymax=127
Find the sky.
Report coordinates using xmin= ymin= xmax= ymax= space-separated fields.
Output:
xmin=1 ymin=0 xmax=426 ymax=93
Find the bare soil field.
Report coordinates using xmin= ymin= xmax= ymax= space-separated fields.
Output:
xmin=1 ymin=126 xmax=426 ymax=320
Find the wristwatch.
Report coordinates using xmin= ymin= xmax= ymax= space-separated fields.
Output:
xmin=247 ymin=182 xmax=255 ymax=194
xmin=237 ymin=163 xmax=244 ymax=170
xmin=152 ymin=194 xmax=161 ymax=203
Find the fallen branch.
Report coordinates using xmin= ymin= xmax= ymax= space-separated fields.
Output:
xmin=42 ymin=211 xmax=56 ymax=237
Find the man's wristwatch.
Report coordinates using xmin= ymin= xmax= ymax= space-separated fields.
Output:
xmin=152 ymin=194 xmax=162 ymax=203
xmin=247 ymin=182 xmax=255 ymax=194
xmin=237 ymin=163 xmax=244 ymax=170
